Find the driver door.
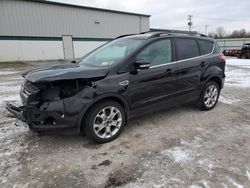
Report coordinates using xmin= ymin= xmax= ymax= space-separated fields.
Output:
xmin=128 ymin=39 xmax=178 ymax=113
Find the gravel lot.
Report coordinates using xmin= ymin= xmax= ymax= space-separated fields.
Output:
xmin=0 ymin=58 xmax=250 ymax=188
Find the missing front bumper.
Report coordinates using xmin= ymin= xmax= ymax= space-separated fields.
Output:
xmin=6 ymin=103 xmax=27 ymax=122
xmin=5 ymin=102 xmax=80 ymax=134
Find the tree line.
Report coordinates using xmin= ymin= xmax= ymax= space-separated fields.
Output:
xmin=208 ymin=27 xmax=250 ymax=39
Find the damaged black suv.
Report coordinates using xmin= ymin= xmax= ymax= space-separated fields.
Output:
xmin=7 ymin=31 xmax=225 ymax=143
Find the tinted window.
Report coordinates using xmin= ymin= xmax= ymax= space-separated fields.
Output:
xmin=243 ymin=44 xmax=250 ymax=49
xmin=197 ymin=39 xmax=214 ymax=55
xmin=176 ymin=38 xmax=199 ymax=60
xmin=213 ymin=42 xmax=221 ymax=54
xmin=136 ymin=39 xmax=172 ymax=66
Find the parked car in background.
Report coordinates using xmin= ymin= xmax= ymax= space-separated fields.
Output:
xmin=6 ymin=31 xmax=226 ymax=143
xmin=223 ymin=49 xmax=239 ymax=56
xmin=238 ymin=43 xmax=250 ymax=59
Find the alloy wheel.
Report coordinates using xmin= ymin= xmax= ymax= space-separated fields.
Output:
xmin=204 ymin=85 xmax=218 ymax=108
xmin=93 ymin=106 xmax=122 ymax=139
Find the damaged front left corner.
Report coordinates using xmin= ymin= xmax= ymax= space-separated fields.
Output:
xmin=6 ymin=78 xmax=96 ymax=132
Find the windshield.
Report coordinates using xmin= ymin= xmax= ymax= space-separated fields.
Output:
xmin=79 ymin=38 xmax=145 ymax=67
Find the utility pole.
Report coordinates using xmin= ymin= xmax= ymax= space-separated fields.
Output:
xmin=205 ymin=25 xmax=208 ymax=35
xmin=187 ymin=15 xmax=193 ymax=31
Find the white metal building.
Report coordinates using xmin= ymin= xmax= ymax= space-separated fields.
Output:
xmin=0 ymin=0 xmax=150 ymax=62
xmin=216 ymin=38 xmax=250 ymax=50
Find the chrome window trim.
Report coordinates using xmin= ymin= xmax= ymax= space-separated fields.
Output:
xmin=149 ymin=42 xmax=215 ymax=69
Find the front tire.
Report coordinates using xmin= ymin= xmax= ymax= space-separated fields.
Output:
xmin=198 ymin=81 xmax=220 ymax=111
xmin=84 ymin=100 xmax=125 ymax=143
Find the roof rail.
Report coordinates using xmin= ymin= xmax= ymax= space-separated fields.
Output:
xmin=116 ymin=30 xmax=208 ymax=39
xmin=145 ymin=30 xmax=198 ymax=35
xmin=198 ymin=33 xmax=208 ymax=37
xmin=115 ymin=33 xmax=136 ymax=39
xmin=139 ymin=30 xmax=202 ymax=38
xmin=148 ymin=32 xmax=169 ymax=38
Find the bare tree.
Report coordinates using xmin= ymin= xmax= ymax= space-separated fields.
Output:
xmin=232 ymin=30 xmax=240 ymax=38
xmin=216 ymin=26 xmax=226 ymax=38
xmin=208 ymin=32 xmax=216 ymax=38
xmin=239 ymin=29 xmax=246 ymax=37
xmin=209 ymin=28 xmax=250 ymax=39
xmin=231 ymin=29 xmax=248 ymax=38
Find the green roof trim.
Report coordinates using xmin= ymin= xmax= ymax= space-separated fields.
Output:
xmin=150 ymin=28 xmax=191 ymax=32
xmin=0 ymin=36 xmax=113 ymax=41
xmin=25 ymin=0 xmax=151 ymax=17
xmin=73 ymin=38 xmax=112 ymax=41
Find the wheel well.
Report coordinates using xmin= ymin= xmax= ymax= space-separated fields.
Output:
xmin=80 ymin=96 xmax=128 ymax=131
xmin=209 ymin=77 xmax=222 ymax=89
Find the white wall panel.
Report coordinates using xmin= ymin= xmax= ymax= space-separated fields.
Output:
xmin=217 ymin=38 xmax=250 ymax=50
xmin=73 ymin=41 xmax=107 ymax=58
xmin=0 ymin=40 xmax=107 ymax=62
xmin=0 ymin=40 xmax=64 ymax=62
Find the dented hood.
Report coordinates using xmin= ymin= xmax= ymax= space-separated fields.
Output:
xmin=23 ymin=63 xmax=109 ymax=83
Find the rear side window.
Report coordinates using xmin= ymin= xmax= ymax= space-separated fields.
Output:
xmin=175 ymin=38 xmax=199 ymax=60
xmin=197 ymin=39 xmax=214 ymax=55
xmin=213 ymin=42 xmax=221 ymax=54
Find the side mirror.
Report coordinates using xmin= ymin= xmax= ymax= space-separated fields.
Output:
xmin=134 ymin=60 xmax=150 ymax=70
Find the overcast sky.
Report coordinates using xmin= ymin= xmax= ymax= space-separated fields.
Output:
xmin=52 ymin=0 xmax=250 ymax=34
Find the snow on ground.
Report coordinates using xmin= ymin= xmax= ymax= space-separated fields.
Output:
xmin=219 ymin=58 xmax=250 ymax=105
xmin=0 ymin=69 xmax=22 ymax=106
xmin=161 ymin=146 xmax=190 ymax=163
xmin=225 ymin=67 xmax=250 ymax=88
xmin=0 ymin=85 xmax=21 ymax=92
xmin=219 ymin=95 xmax=241 ymax=105
xmin=225 ymin=58 xmax=250 ymax=88
xmin=0 ymin=119 xmax=30 ymax=184
xmin=0 ymin=95 xmax=20 ymax=105
xmin=227 ymin=177 xmax=244 ymax=188
xmin=0 ymin=84 xmax=21 ymax=106
xmin=0 ymin=69 xmax=19 ymax=75
xmin=226 ymin=58 xmax=250 ymax=68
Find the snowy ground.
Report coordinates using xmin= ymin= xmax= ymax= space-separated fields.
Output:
xmin=0 ymin=58 xmax=250 ymax=187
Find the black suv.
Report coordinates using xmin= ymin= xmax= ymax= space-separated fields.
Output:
xmin=7 ymin=31 xmax=225 ymax=143
xmin=238 ymin=43 xmax=250 ymax=59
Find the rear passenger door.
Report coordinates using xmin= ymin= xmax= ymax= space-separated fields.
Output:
xmin=174 ymin=37 xmax=212 ymax=97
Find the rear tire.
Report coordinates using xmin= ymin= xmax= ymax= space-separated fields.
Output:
xmin=197 ymin=81 xmax=220 ymax=111
xmin=84 ymin=100 xmax=125 ymax=143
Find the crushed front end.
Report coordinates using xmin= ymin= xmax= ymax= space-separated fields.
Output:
xmin=6 ymin=79 xmax=94 ymax=133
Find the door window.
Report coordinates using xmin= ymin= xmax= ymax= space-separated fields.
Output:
xmin=176 ymin=38 xmax=199 ymax=60
xmin=136 ymin=39 xmax=172 ymax=66
xmin=197 ymin=39 xmax=214 ymax=55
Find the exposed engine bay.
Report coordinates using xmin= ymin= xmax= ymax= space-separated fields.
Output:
xmin=5 ymin=62 xmax=109 ymax=132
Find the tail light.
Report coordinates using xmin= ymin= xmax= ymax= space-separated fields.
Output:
xmin=218 ymin=55 xmax=226 ymax=63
